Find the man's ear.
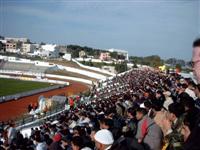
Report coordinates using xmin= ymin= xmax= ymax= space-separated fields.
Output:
xmin=99 ymin=143 xmax=104 ymax=150
xmin=172 ymin=113 xmax=176 ymax=120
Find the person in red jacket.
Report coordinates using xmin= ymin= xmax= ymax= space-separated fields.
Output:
xmin=69 ymin=97 xmax=74 ymax=109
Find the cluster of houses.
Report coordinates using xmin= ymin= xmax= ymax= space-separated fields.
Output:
xmin=0 ymin=36 xmax=129 ymax=62
xmin=0 ymin=36 xmax=60 ymax=59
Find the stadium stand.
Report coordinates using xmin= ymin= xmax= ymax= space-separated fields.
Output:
xmin=1 ymin=62 xmax=34 ymax=72
xmin=0 ymin=68 xmax=200 ymax=150
xmin=0 ymin=61 xmax=50 ymax=73
xmin=29 ymin=65 xmax=49 ymax=73
xmin=0 ymin=60 xmax=5 ymax=68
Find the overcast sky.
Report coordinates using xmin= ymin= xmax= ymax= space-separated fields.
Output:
xmin=0 ymin=0 xmax=200 ymax=60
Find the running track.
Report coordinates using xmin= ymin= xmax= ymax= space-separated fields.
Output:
xmin=0 ymin=81 xmax=89 ymax=121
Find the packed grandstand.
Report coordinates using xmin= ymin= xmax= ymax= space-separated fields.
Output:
xmin=0 ymin=66 xmax=200 ymax=150
xmin=0 ymin=39 xmax=200 ymax=150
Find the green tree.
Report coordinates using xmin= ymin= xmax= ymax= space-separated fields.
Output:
xmin=132 ymin=63 xmax=138 ymax=68
xmin=110 ymin=52 xmax=118 ymax=59
xmin=115 ymin=62 xmax=128 ymax=73
xmin=175 ymin=64 xmax=182 ymax=72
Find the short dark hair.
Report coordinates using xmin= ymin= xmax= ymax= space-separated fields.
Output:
xmin=72 ymin=136 xmax=84 ymax=148
xmin=136 ymin=108 xmax=147 ymax=115
xmin=102 ymin=118 xmax=114 ymax=128
xmin=34 ymin=135 xmax=42 ymax=143
xmin=127 ymin=108 xmax=136 ymax=117
xmin=197 ymin=84 xmax=200 ymax=91
xmin=188 ymin=80 xmax=196 ymax=88
xmin=181 ymin=97 xmax=195 ymax=110
xmin=193 ymin=38 xmax=200 ymax=48
xmin=168 ymin=103 xmax=185 ymax=118
xmin=144 ymin=100 xmax=152 ymax=109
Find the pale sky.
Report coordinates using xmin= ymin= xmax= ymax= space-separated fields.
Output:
xmin=0 ymin=0 xmax=200 ymax=60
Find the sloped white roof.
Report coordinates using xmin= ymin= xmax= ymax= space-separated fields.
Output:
xmin=108 ymin=48 xmax=127 ymax=53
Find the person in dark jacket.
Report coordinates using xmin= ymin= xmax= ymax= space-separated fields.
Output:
xmin=123 ymin=107 xmax=138 ymax=138
xmin=163 ymin=103 xmax=185 ymax=150
xmin=49 ymin=133 xmax=63 ymax=150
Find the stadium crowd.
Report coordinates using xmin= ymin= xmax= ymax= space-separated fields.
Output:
xmin=0 ymin=39 xmax=200 ymax=150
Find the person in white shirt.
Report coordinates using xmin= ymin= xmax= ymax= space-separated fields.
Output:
xmin=163 ymin=91 xmax=173 ymax=110
xmin=185 ymin=81 xmax=197 ymax=100
xmin=34 ymin=135 xmax=47 ymax=150
xmin=7 ymin=123 xmax=16 ymax=144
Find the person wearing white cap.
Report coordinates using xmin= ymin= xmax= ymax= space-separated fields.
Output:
xmin=94 ymin=129 xmax=114 ymax=150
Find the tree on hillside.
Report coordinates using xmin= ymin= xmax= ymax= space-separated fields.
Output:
xmin=110 ymin=52 xmax=118 ymax=59
xmin=175 ymin=64 xmax=182 ymax=72
xmin=165 ymin=58 xmax=186 ymax=67
xmin=40 ymin=42 xmax=46 ymax=45
xmin=67 ymin=45 xmax=106 ymax=58
xmin=132 ymin=63 xmax=138 ymax=68
xmin=115 ymin=62 xmax=128 ymax=73
xmin=129 ymin=55 xmax=163 ymax=67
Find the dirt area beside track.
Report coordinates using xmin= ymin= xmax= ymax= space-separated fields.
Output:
xmin=0 ymin=81 xmax=89 ymax=122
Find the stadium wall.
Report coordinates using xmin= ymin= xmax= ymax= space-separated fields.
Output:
xmin=56 ymin=65 xmax=107 ymax=80
xmin=0 ymin=70 xmax=93 ymax=85
xmin=72 ymin=58 xmax=115 ymax=76
xmin=0 ymin=74 xmax=69 ymax=85
xmin=0 ymin=83 xmax=66 ymax=103
xmin=45 ymin=74 xmax=93 ymax=85
xmin=0 ymin=56 xmax=109 ymax=80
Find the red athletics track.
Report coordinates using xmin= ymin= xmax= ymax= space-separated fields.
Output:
xmin=0 ymin=81 xmax=89 ymax=122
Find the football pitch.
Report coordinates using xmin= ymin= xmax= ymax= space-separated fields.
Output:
xmin=0 ymin=78 xmax=52 ymax=97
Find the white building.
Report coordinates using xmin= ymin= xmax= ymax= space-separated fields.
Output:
xmin=99 ymin=52 xmax=111 ymax=61
xmin=32 ymin=43 xmax=40 ymax=49
xmin=5 ymin=37 xmax=29 ymax=43
xmin=5 ymin=41 xmax=20 ymax=53
xmin=0 ymin=39 xmax=7 ymax=44
xmin=108 ymin=48 xmax=129 ymax=60
xmin=22 ymin=43 xmax=35 ymax=53
xmin=40 ymin=44 xmax=59 ymax=58
xmin=0 ymin=40 xmax=6 ymax=52
xmin=63 ymin=53 xmax=72 ymax=61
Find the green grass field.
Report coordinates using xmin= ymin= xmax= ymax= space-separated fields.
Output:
xmin=0 ymin=78 xmax=52 ymax=96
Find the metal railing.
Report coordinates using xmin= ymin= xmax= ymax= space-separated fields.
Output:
xmin=15 ymin=103 xmax=65 ymax=130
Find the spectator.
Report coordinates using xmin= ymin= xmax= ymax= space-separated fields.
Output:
xmin=99 ymin=118 xmax=113 ymax=131
xmin=162 ymin=103 xmax=185 ymax=150
xmin=192 ymin=38 xmax=200 ymax=83
xmin=71 ymin=136 xmax=84 ymax=150
xmin=182 ymin=109 xmax=200 ymax=150
xmin=185 ymin=81 xmax=197 ymax=100
xmin=123 ymin=107 xmax=138 ymax=137
xmin=60 ymin=136 xmax=71 ymax=150
xmin=94 ymin=129 xmax=114 ymax=150
xmin=7 ymin=122 xmax=16 ymax=145
xmin=49 ymin=133 xmax=63 ymax=150
xmin=34 ymin=135 xmax=47 ymax=150
xmin=163 ymin=91 xmax=173 ymax=110
xmin=2 ymin=67 xmax=200 ymax=149
xmin=136 ymin=108 xmax=163 ymax=150
xmin=194 ymin=84 xmax=200 ymax=109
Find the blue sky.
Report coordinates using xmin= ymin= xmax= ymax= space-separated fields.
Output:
xmin=0 ymin=0 xmax=200 ymax=60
